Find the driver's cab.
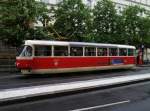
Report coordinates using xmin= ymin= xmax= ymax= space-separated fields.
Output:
xmin=18 ymin=45 xmax=33 ymax=57
xmin=16 ymin=45 xmax=33 ymax=70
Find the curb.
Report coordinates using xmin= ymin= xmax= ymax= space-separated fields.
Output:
xmin=0 ymin=73 xmax=150 ymax=104
xmin=137 ymin=65 xmax=150 ymax=67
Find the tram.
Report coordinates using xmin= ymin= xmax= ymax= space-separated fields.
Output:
xmin=16 ymin=40 xmax=136 ymax=74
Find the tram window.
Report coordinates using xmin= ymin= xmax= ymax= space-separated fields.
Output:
xmin=54 ymin=46 xmax=68 ymax=56
xmin=109 ymin=48 xmax=117 ymax=56
xmin=35 ymin=45 xmax=51 ymax=56
xmin=17 ymin=46 xmax=25 ymax=57
xmin=19 ymin=46 xmax=32 ymax=57
xmin=97 ymin=48 xmax=107 ymax=56
xmin=85 ymin=47 xmax=96 ymax=56
xmin=128 ymin=49 xmax=134 ymax=56
xmin=70 ymin=47 xmax=83 ymax=56
xmin=119 ymin=48 xmax=127 ymax=56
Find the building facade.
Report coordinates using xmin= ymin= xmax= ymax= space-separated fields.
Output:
xmin=39 ymin=0 xmax=150 ymax=10
xmin=114 ymin=0 xmax=150 ymax=11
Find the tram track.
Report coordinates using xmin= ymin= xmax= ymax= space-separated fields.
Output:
xmin=0 ymin=67 xmax=149 ymax=90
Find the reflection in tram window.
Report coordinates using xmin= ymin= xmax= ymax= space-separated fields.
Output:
xmin=54 ymin=46 xmax=68 ymax=56
xmin=109 ymin=48 xmax=117 ymax=56
xmin=35 ymin=45 xmax=51 ymax=56
xmin=119 ymin=48 xmax=127 ymax=56
xmin=70 ymin=47 xmax=83 ymax=56
xmin=20 ymin=46 xmax=32 ymax=57
xmin=85 ymin=47 xmax=96 ymax=56
xmin=128 ymin=49 xmax=134 ymax=56
xmin=97 ymin=48 xmax=107 ymax=56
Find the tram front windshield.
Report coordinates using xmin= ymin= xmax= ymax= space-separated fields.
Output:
xmin=18 ymin=45 xmax=32 ymax=57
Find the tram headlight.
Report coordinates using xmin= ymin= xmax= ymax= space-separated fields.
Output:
xmin=15 ymin=62 xmax=20 ymax=68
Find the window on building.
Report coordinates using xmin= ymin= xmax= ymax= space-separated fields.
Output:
xmin=85 ymin=47 xmax=96 ymax=56
xmin=109 ymin=48 xmax=118 ymax=56
xmin=97 ymin=48 xmax=107 ymax=56
xmin=119 ymin=48 xmax=127 ymax=56
xmin=54 ymin=46 xmax=68 ymax=56
xmin=35 ymin=45 xmax=51 ymax=56
xmin=70 ymin=47 xmax=83 ymax=56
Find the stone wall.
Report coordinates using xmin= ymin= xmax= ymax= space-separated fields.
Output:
xmin=0 ymin=40 xmax=17 ymax=72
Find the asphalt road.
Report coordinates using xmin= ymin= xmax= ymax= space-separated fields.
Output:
xmin=1 ymin=77 xmax=150 ymax=111
xmin=0 ymin=66 xmax=150 ymax=90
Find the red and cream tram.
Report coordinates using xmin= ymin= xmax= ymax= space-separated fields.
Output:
xmin=16 ymin=40 xmax=136 ymax=74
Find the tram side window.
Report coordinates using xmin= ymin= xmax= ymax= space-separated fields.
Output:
xmin=70 ymin=47 xmax=83 ymax=56
xmin=119 ymin=48 xmax=127 ymax=56
xmin=35 ymin=45 xmax=51 ymax=56
xmin=54 ymin=46 xmax=68 ymax=56
xmin=109 ymin=48 xmax=118 ymax=56
xmin=128 ymin=49 xmax=134 ymax=56
xmin=85 ymin=47 xmax=96 ymax=56
xmin=97 ymin=48 xmax=107 ymax=56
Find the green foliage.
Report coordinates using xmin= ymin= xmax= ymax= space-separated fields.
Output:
xmin=0 ymin=0 xmax=49 ymax=46
xmin=92 ymin=1 xmax=150 ymax=46
xmin=53 ymin=0 xmax=92 ymax=41
xmin=122 ymin=6 xmax=145 ymax=46
xmin=141 ymin=16 xmax=150 ymax=47
xmin=113 ymin=15 xmax=128 ymax=44
xmin=92 ymin=0 xmax=117 ymax=43
xmin=0 ymin=0 xmax=150 ymax=47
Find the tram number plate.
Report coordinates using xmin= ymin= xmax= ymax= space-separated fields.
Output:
xmin=111 ymin=59 xmax=123 ymax=65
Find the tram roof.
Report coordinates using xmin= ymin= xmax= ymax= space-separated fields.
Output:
xmin=25 ymin=40 xmax=136 ymax=49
